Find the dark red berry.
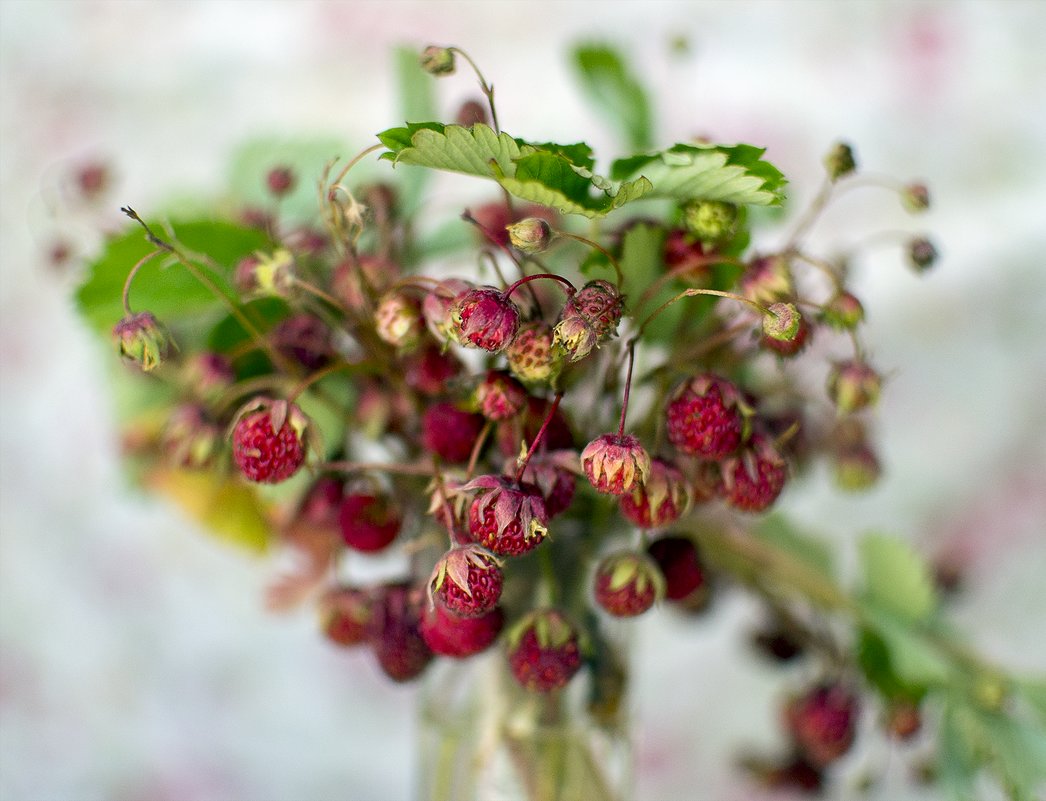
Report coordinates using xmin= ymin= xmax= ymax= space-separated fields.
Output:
xmin=429 ymin=545 xmax=503 ymax=618
xmin=420 ymin=603 xmax=504 ymax=658
xmin=665 ymin=374 xmax=745 ymax=460
xmin=231 ymin=399 xmax=309 ymax=483
xmin=593 ymin=551 xmax=665 ymax=617
xmin=619 ymin=457 xmax=691 ymax=528
xmin=319 ymin=586 xmax=373 ymax=647
xmin=719 ymin=434 xmax=788 ymax=513
xmin=785 ymin=682 xmax=860 ymax=767
xmin=367 ymin=583 xmax=433 ymax=682
xmin=507 ymin=609 xmax=583 ymax=693
xmin=464 ymin=476 xmax=549 ymax=557
xmin=271 ymin=313 xmax=333 ymax=370
xmin=646 ymin=536 xmax=706 ymax=601
xmin=451 ymin=287 xmax=520 ymax=352
xmin=339 ymin=493 xmax=401 ymax=553
xmin=421 ymin=401 xmax=486 ymax=464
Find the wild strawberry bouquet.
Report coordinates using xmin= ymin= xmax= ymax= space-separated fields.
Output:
xmin=75 ymin=44 xmax=1045 ymax=800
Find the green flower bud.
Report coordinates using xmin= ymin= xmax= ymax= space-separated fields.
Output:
xmin=824 ymin=142 xmax=857 ymax=181
xmin=506 ymin=218 xmax=553 ymax=253
xmin=420 ymin=46 xmax=455 ymax=76
xmin=113 ymin=311 xmax=173 ymax=372
xmin=762 ymin=302 xmax=802 ymax=342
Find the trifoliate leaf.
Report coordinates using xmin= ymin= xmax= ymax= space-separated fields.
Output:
xmin=859 ymin=533 xmax=938 ymax=623
xmin=571 ymin=43 xmax=654 ymax=151
xmin=611 ymin=143 xmax=787 ymax=206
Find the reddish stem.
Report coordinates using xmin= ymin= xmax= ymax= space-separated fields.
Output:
xmin=617 ymin=344 xmax=637 ymax=438
xmin=515 ymin=392 xmax=564 ymax=482
xmin=503 ymin=272 xmax=576 ymax=301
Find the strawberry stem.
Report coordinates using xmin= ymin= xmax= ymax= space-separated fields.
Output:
xmin=556 ymin=231 xmax=624 ymax=287
xmin=503 ymin=273 xmax=576 ymax=301
xmin=448 ymin=47 xmax=500 ymax=134
xmin=120 ymin=248 xmax=164 ymax=316
xmin=515 ymin=392 xmax=564 ymax=482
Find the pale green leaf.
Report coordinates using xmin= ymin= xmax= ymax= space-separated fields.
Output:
xmin=860 ymin=533 xmax=938 ymax=623
xmin=572 ymin=43 xmax=653 ymax=151
xmin=862 ymin=606 xmax=953 ymax=685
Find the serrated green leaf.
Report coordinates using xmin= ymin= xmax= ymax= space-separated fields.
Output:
xmin=611 ymin=143 xmax=786 ymax=206
xmin=76 ymin=220 xmax=270 ymax=335
xmin=860 ymin=533 xmax=938 ymax=623
xmin=754 ymin=514 xmax=834 ymax=580
xmin=572 ymin=43 xmax=653 ymax=151
xmin=377 ymin=123 xmax=652 ymax=218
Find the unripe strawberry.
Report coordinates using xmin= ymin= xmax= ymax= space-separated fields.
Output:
xmin=421 ymin=278 xmax=473 ymax=345
xmin=719 ymin=433 xmax=788 ymax=512
xmin=683 ymin=199 xmax=737 ymax=245
xmin=266 ymin=165 xmax=296 ymax=197
xmin=784 ymin=682 xmax=860 ymax=766
xmin=762 ymin=302 xmax=802 ymax=342
xmin=619 ymin=457 xmax=691 ymax=528
xmin=113 ymin=311 xmax=173 ymax=372
xmin=160 ymin=405 xmax=221 ymax=470
xmin=420 ymin=603 xmax=504 ymax=658
xmin=319 ymin=586 xmax=373 ymax=647
xmin=419 ymin=45 xmax=455 ymax=76
xmin=581 ymin=433 xmax=651 ymax=496
xmin=760 ymin=307 xmax=812 ymax=357
xmin=452 ymin=286 xmax=520 ymax=352
xmin=665 ymin=374 xmax=745 ymax=460
xmin=271 ymin=313 xmax=333 ymax=370
xmin=553 ymin=279 xmax=624 ymax=361
xmin=367 ymin=582 xmax=433 ymax=682
xmin=231 ymin=397 xmax=309 ymax=483
xmin=740 ymin=255 xmax=794 ymax=305
xmin=827 ymin=359 xmax=881 ymax=414
xmin=339 ymin=493 xmax=401 ymax=553
xmin=646 ymin=536 xmax=706 ymax=602
xmin=475 ymin=370 xmax=528 ymax=421
xmin=824 ymin=141 xmax=857 ymax=181
xmin=374 ymin=290 xmax=424 ymax=351
xmin=507 ymin=608 xmax=583 ymax=692
xmin=820 ymin=291 xmax=864 ymax=330
xmin=469 ymin=202 xmax=556 ymax=249
xmin=506 ymin=322 xmax=563 ymax=386
xmin=506 ymin=217 xmax=553 ymax=253
xmin=464 ymin=475 xmax=549 ymax=557
xmin=593 ymin=551 xmax=665 ymax=617
xmin=429 ymin=545 xmax=503 ymax=618
xmin=421 ymin=401 xmax=486 ymax=464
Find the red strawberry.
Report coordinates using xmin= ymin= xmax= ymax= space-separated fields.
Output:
xmin=646 ymin=536 xmax=706 ymax=602
xmin=581 ymin=433 xmax=651 ymax=496
xmin=318 ymin=586 xmax=373 ymax=647
xmin=451 ymin=286 xmax=520 ymax=352
xmin=665 ymin=374 xmax=745 ymax=460
xmin=719 ymin=434 xmax=787 ymax=513
xmin=507 ymin=609 xmax=583 ymax=692
xmin=553 ymin=279 xmax=624 ymax=361
xmin=367 ymin=582 xmax=433 ymax=682
xmin=403 ymin=341 xmax=463 ymax=397
xmin=619 ymin=457 xmax=691 ymax=528
xmin=421 ymin=401 xmax=486 ymax=464
xmin=339 ymin=493 xmax=401 ymax=552
xmin=784 ymin=682 xmax=860 ymax=766
xmin=231 ymin=398 xmax=309 ymax=483
xmin=429 ymin=545 xmax=503 ymax=618
xmin=420 ymin=603 xmax=504 ymax=658
xmin=593 ymin=551 xmax=665 ymax=617
xmin=475 ymin=370 xmax=528 ymax=421
xmin=465 ymin=475 xmax=549 ymax=557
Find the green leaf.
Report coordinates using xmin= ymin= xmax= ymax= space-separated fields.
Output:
xmin=754 ymin=513 xmax=834 ymax=580
xmin=862 ymin=606 xmax=953 ymax=685
xmin=377 ymin=122 xmax=653 ymax=218
xmin=76 ymin=220 xmax=269 ymax=334
xmin=857 ymin=628 xmax=927 ymax=701
xmin=859 ymin=533 xmax=938 ymax=623
xmin=571 ymin=43 xmax=653 ymax=151
xmin=1019 ymin=679 xmax=1046 ymax=725
xmin=611 ymin=143 xmax=787 ymax=206
xmin=939 ymin=701 xmax=980 ymax=801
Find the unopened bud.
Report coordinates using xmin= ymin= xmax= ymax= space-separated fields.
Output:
xmin=907 ymin=236 xmax=938 ymax=273
xmin=901 ymin=182 xmax=930 ymax=212
xmin=420 ymin=46 xmax=455 ymax=76
xmin=824 ymin=142 xmax=857 ymax=181
xmin=113 ymin=311 xmax=173 ymax=372
xmin=820 ymin=291 xmax=864 ymax=330
xmin=266 ymin=166 xmax=296 ymax=197
xmin=683 ymin=200 xmax=737 ymax=244
xmin=506 ymin=218 xmax=553 ymax=253
xmin=827 ymin=359 xmax=882 ymax=414
xmin=762 ymin=302 xmax=801 ymax=341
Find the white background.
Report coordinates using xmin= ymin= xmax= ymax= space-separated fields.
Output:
xmin=2 ymin=2 xmax=1045 ymax=799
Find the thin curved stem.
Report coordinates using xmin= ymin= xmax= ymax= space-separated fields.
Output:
xmin=449 ymin=47 xmax=499 ymax=134
xmin=556 ymin=231 xmax=624 ymax=286
xmin=121 ymin=248 xmax=164 ymax=316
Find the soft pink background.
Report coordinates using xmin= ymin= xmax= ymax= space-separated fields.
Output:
xmin=2 ymin=2 xmax=1044 ymax=800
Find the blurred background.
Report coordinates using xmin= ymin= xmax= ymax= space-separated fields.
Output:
xmin=1 ymin=1 xmax=1044 ymax=799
